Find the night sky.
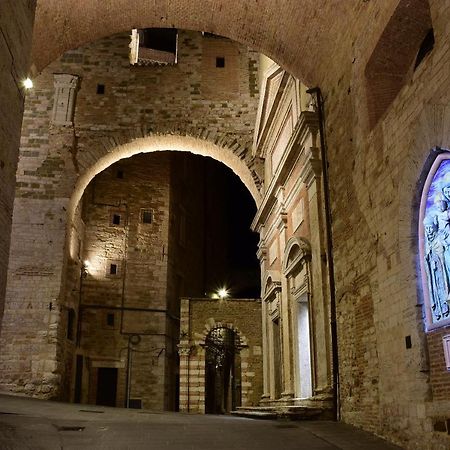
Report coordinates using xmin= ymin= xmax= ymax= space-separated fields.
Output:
xmin=204 ymin=155 xmax=261 ymax=298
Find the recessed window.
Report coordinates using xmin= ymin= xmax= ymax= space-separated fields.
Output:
xmin=141 ymin=209 xmax=153 ymax=224
xmin=131 ymin=28 xmax=178 ymax=66
xmin=112 ymin=214 xmax=121 ymax=225
xmin=364 ymin=0 xmax=432 ymax=128
xmin=110 ymin=264 xmax=117 ymax=275
xmin=96 ymin=84 xmax=105 ymax=95
xmin=116 ymin=169 xmax=124 ymax=179
xmin=405 ymin=335 xmax=412 ymax=349
xmin=106 ymin=313 xmax=115 ymax=327
xmin=216 ymin=57 xmax=225 ymax=68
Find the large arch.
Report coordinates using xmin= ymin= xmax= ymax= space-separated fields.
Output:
xmin=30 ymin=0 xmax=354 ymax=85
xmin=68 ymin=133 xmax=261 ymax=227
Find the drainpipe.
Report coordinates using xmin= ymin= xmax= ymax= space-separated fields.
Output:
xmin=306 ymin=87 xmax=340 ymax=421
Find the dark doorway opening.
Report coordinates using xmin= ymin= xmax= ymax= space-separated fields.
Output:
xmin=273 ymin=318 xmax=282 ymax=399
xmin=205 ymin=327 xmax=241 ymax=414
xmin=96 ymin=367 xmax=118 ymax=407
xmin=74 ymin=355 xmax=83 ymax=403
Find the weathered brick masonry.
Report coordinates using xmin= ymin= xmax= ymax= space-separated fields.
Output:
xmin=2 ymin=1 xmax=450 ymax=449
xmin=178 ymin=297 xmax=262 ymax=413
xmin=0 ymin=30 xmax=260 ymax=402
xmin=67 ymin=153 xmax=206 ymax=410
xmin=0 ymin=1 xmax=36 ymax=328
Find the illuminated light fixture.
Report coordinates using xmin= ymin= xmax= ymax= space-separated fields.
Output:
xmin=23 ymin=78 xmax=33 ymax=90
xmin=82 ymin=260 xmax=91 ymax=277
xmin=217 ymin=288 xmax=229 ymax=299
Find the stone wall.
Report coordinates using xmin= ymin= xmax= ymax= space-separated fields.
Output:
xmin=325 ymin=1 xmax=450 ymax=449
xmin=178 ymin=297 xmax=263 ymax=413
xmin=3 ymin=2 xmax=450 ymax=448
xmin=0 ymin=30 xmax=260 ymax=400
xmin=0 ymin=1 xmax=36 ymax=328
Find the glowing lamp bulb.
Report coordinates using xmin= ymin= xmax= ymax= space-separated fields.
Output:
xmin=218 ymin=288 xmax=229 ymax=299
xmin=23 ymin=78 xmax=33 ymax=89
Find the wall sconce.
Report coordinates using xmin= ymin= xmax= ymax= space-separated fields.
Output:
xmin=81 ymin=260 xmax=90 ymax=277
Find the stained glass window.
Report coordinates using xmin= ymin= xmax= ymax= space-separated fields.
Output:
xmin=420 ymin=154 xmax=450 ymax=330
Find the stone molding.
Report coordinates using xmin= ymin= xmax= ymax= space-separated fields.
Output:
xmin=51 ymin=73 xmax=80 ymax=126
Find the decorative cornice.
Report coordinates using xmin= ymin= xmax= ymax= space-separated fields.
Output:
xmin=256 ymin=246 xmax=268 ymax=262
xmin=263 ymin=280 xmax=282 ymax=302
xmin=276 ymin=211 xmax=288 ymax=232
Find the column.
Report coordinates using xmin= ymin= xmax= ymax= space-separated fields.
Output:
xmin=300 ymin=144 xmax=332 ymax=395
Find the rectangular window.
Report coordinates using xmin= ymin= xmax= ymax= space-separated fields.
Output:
xmin=110 ymin=264 xmax=117 ymax=275
xmin=216 ymin=56 xmax=225 ymax=68
xmin=130 ymin=28 xmax=178 ymax=66
xmin=141 ymin=209 xmax=153 ymax=224
xmin=110 ymin=210 xmax=126 ymax=227
xmin=106 ymin=313 xmax=115 ymax=327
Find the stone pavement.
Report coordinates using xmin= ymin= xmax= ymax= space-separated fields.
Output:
xmin=0 ymin=394 xmax=402 ymax=450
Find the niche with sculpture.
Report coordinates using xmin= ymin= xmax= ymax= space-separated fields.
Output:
xmin=420 ymin=152 xmax=450 ymax=330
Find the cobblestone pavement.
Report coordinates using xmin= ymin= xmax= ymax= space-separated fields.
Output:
xmin=0 ymin=394 xmax=402 ymax=450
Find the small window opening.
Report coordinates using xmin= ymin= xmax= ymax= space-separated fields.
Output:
xmin=141 ymin=210 xmax=153 ymax=224
xmin=106 ymin=313 xmax=115 ymax=327
xmin=116 ymin=169 xmax=124 ymax=179
xmin=414 ymin=28 xmax=434 ymax=70
xmin=131 ymin=28 xmax=178 ymax=66
xmin=216 ymin=57 xmax=225 ymax=68
xmin=112 ymin=214 xmax=121 ymax=225
xmin=405 ymin=335 xmax=412 ymax=349
xmin=96 ymin=84 xmax=105 ymax=95
xmin=110 ymin=264 xmax=117 ymax=275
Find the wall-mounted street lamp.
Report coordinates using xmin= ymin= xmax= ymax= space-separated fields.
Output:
xmin=23 ymin=77 xmax=33 ymax=90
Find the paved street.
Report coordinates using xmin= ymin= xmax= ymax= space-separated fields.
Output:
xmin=0 ymin=394 xmax=401 ymax=450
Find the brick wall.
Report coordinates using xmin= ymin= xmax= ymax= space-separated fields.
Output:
xmin=0 ymin=1 xmax=36 ymax=329
xmin=179 ymin=297 xmax=263 ymax=412
xmin=63 ymin=152 xmax=208 ymax=410
xmin=325 ymin=1 xmax=450 ymax=448
xmin=0 ymin=30 xmax=260 ymax=401
xmin=3 ymin=1 xmax=450 ymax=448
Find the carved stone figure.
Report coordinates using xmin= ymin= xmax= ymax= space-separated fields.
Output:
xmin=424 ymin=216 xmax=450 ymax=322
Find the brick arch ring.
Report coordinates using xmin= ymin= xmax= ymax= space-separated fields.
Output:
xmin=196 ymin=318 xmax=249 ymax=349
xmin=67 ymin=133 xmax=262 ymax=228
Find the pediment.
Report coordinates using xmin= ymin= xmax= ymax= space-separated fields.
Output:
xmin=253 ymin=64 xmax=290 ymax=153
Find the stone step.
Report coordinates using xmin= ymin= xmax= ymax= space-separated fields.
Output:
xmin=231 ymin=405 xmax=331 ymax=421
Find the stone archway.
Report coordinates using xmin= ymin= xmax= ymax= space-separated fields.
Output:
xmin=30 ymin=0 xmax=354 ymax=86
xmin=0 ymin=25 xmax=264 ymax=400
xmin=68 ymin=133 xmax=262 ymax=228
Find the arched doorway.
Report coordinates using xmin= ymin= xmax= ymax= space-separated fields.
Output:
xmin=283 ymin=237 xmax=313 ymax=399
xmin=204 ymin=326 xmax=241 ymax=414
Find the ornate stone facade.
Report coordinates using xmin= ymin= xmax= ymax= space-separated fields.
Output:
xmin=252 ymin=61 xmax=332 ymax=415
